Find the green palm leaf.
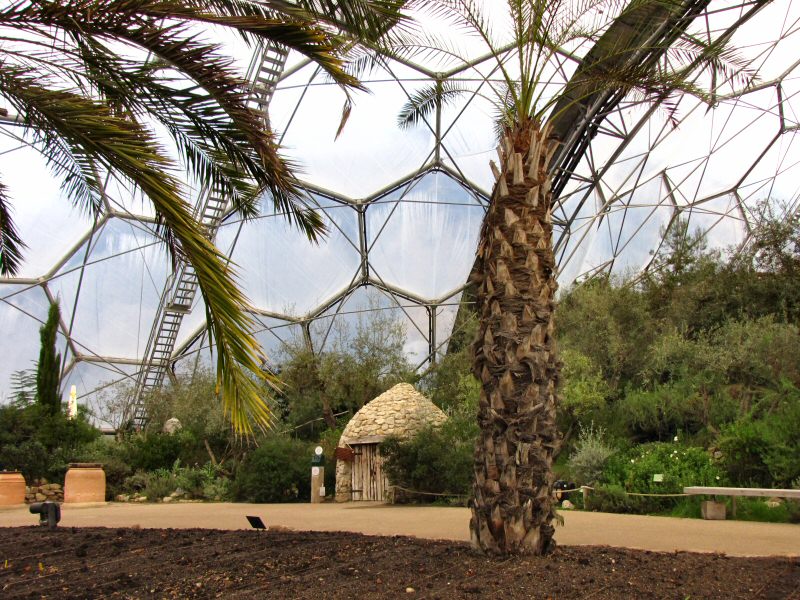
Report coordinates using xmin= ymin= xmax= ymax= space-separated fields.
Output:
xmin=0 ymin=179 xmax=26 ymax=276
xmin=0 ymin=0 xmax=409 ymax=432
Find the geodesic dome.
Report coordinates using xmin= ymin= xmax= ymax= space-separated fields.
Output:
xmin=1 ymin=1 xmax=799 ymax=418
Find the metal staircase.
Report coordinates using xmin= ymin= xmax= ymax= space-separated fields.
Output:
xmin=129 ymin=42 xmax=289 ymax=429
xmin=246 ymin=43 xmax=290 ymax=120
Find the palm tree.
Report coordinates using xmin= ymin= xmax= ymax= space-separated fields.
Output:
xmin=0 ymin=0 xmax=406 ymax=433
xmin=399 ymin=0 xmax=754 ymax=555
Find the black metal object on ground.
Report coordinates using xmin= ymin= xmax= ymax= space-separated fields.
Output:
xmin=29 ymin=501 xmax=61 ymax=529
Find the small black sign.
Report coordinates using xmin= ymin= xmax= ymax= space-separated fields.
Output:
xmin=246 ymin=515 xmax=266 ymax=530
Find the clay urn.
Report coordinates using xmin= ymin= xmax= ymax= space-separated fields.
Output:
xmin=0 ymin=471 xmax=26 ymax=506
xmin=64 ymin=463 xmax=106 ymax=503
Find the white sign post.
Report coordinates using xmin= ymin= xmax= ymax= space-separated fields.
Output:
xmin=310 ymin=446 xmax=324 ymax=504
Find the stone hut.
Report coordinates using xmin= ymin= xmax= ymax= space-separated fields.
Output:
xmin=335 ymin=383 xmax=447 ymax=502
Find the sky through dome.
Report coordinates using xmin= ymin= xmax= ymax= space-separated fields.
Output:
xmin=0 ymin=0 xmax=799 ymax=419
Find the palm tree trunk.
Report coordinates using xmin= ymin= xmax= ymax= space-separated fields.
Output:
xmin=469 ymin=120 xmax=561 ymax=556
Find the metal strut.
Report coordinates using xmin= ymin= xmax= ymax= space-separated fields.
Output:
xmin=129 ymin=41 xmax=289 ymax=429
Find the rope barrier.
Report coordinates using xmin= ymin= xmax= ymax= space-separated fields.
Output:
xmin=389 ymin=484 xmax=692 ymax=501
xmin=389 ymin=485 xmax=467 ymax=500
xmin=558 ymin=486 xmax=690 ymax=498
xmin=625 ymin=491 xmax=689 ymax=497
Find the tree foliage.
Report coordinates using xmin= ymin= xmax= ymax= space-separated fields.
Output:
xmin=36 ymin=299 xmax=62 ymax=416
xmin=276 ymin=302 xmax=414 ymax=438
xmin=0 ymin=0 xmax=408 ymax=432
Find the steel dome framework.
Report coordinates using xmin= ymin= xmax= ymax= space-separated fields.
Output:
xmin=1 ymin=0 xmax=799 ymax=418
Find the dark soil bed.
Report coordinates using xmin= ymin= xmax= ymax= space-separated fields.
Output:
xmin=0 ymin=527 xmax=797 ymax=599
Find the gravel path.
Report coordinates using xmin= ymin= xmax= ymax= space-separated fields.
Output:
xmin=1 ymin=501 xmax=797 ymax=557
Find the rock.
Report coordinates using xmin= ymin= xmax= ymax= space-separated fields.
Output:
xmin=135 ymin=496 xmax=148 ymax=502
xmin=163 ymin=417 xmax=182 ymax=434
xmin=405 ymin=587 xmax=415 ymax=593
xmin=766 ymin=497 xmax=783 ymax=508
xmin=162 ymin=496 xmax=174 ymax=503
xmin=35 ymin=493 xmax=46 ymax=502
xmin=713 ymin=450 xmax=723 ymax=460
xmin=561 ymin=500 xmax=574 ymax=509
xmin=116 ymin=494 xmax=130 ymax=502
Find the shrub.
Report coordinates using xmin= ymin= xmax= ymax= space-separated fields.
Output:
xmin=119 ymin=461 xmax=232 ymax=502
xmin=232 ymin=436 xmax=312 ymax=503
xmin=609 ymin=442 xmax=723 ymax=491
xmin=598 ymin=441 xmax=725 ymax=513
xmin=0 ymin=402 xmax=100 ymax=482
xmin=141 ymin=469 xmax=179 ymax=501
xmin=718 ymin=384 xmax=800 ymax=487
xmin=615 ymin=384 xmax=705 ymax=442
xmin=732 ymin=498 xmax=800 ymax=524
xmin=584 ymin=484 xmax=643 ymax=514
xmin=199 ymin=475 xmax=232 ymax=501
xmin=124 ymin=430 xmax=197 ymax=472
xmin=380 ymin=412 xmax=478 ymax=500
xmin=559 ymin=350 xmax=609 ymax=434
xmin=122 ymin=471 xmax=150 ymax=495
xmin=175 ymin=462 xmax=231 ymax=501
xmin=567 ymin=423 xmax=615 ymax=485
xmin=0 ymin=440 xmax=53 ymax=481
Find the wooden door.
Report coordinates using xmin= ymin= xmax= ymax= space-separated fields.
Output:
xmin=350 ymin=443 xmax=387 ymax=501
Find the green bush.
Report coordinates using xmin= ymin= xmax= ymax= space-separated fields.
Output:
xmin=615 ymin=384 xmax=706 ymax=442
xmin=0 ymin=402 xmax=100 ymax=482
xmin=119 ymin=461 xmax=232 ymax=502
xmin=232 ymin=436 xmax=312 ymax=503
xmin=141 ymin=469 xmax=179 ymax=501
xmin=584 ymin=484 xmax=643 ymax=513
xmin=380 ymin=412 xmax=478 ymax=500
xmin=731 ymin=498 xmax=800 ymax=524
xmin=616 ymin=443 xmax=724 ymax=493
xmin=0 ymin=440 xmax=54 ymax=482
xmin=567 ymin=423 xmax=615 ymax=485
xmin=142 ymin=368 xmax=234 ymax=462
xmin=598 ymin=441 xmax=725 ymax=513
xmin=175 ymin=462 xmax=231 ymax=500
xmin=124 ymin=430 xmax=197 ymax=472
xmin=718 ymin=384 xmax=800 ymax=487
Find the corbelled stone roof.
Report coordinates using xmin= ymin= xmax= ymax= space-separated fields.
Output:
xmin=339 ymin=383 xmax=447 ymax=443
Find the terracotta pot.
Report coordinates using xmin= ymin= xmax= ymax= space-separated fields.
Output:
xmin=0 ymin=471 xmax=26 ymax=506
xmin=64 ymin=463 xmax=106 ymax=503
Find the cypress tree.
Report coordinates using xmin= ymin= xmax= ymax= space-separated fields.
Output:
xmin=36 ymin=300 xmax=62 ymax=415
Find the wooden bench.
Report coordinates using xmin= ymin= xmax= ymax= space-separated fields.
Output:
xmin=683 ymin=486 xmax=800 ymax=519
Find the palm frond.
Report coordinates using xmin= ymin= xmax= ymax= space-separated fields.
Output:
xmin=0 ymin=178 xmax=26 ymax=276
xmin=0 ymin=55 xmax=276 ymax=432
xmin=0 ymin=0 xmax=414 ymax=431
xmin=397 ymin=80 xmax=471 ymax=129
xmin=291 ymin=0 xmax=412 ymax=42
xmin=0 ymin=69 xmax=105 ymax=219
xmin=669 ymin=34 xmax=756 ymax=91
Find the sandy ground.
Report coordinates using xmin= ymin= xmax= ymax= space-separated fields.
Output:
xmin=1 ymin=501 xmax=797 ymax=557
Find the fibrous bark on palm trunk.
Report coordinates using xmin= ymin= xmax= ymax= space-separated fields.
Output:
xmin=469 ymin=119 xmax=561 ymax=556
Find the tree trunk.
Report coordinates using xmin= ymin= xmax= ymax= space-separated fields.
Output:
xmin=469 ymin=120 xmax=561 ymax=556
xmin=321 ymin=393 xmax=338 ymax=429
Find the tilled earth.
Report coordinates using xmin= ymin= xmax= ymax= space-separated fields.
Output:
xmin=0 ymin=526 xmax=798 ymax=599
